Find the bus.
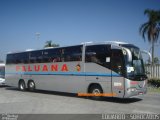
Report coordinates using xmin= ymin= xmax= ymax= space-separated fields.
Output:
xmin=5 ymin=41 xmax=147 ymax=99
xmin=0 ymin=63 xmax=5 ymax=85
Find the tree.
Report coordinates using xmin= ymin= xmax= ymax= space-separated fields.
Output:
xmin=139 ymin=9 xmax=160 ymax=65
xmin=154 ymin=57 xmax=159 ymax=64
xmin=146 ymin=57 xmax=159 ymax=65
xmin=44 ymin=40 xmax=59 ymax=48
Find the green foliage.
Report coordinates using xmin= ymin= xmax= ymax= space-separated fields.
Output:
xmin=148 ymin=78 xmax=160 ymax=88
xmin=154 ymin=57 xmax=159 ymax=64
xmin=140 ymin=9 xmax=160 ymax=42
xmin=148 ymin=87 xmax=160 ymax=93
xmin=44 ymin=40 xmax=59 ymax=48
xmin=139 ymin=9 xmax=160 ymax=64
xmin=145 ymin=57 xmax=159 ymax=65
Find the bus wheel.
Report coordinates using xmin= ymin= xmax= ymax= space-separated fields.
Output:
xmin=89 ymin=84 xmax=103 ymax=100
xmin=18 ymin=80 xmax=26 ymax=91
xmin=28 ymin=80 xmax=35 ymax=91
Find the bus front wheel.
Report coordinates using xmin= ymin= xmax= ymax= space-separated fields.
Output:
xmin=88 ymin=84 xmax=103 ymax=100
xmin=18 ymin=80 xmax=26 ymax=91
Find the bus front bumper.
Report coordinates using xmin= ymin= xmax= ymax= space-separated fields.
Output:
xmin=124 ymin=87 xmax=147 ymax=98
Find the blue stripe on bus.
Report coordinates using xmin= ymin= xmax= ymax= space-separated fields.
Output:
xmin=5 ymin=72 xmax=121 ymax=77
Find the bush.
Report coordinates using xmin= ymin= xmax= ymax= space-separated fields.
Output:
xmin=148 ymin=78 xmax=160 ymax=88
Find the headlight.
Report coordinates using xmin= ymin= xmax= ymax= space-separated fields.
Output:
xmin=127 ymin=88 xmax=137 ymax=92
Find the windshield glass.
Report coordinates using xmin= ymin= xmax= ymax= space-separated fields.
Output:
xmin=133 ymin=60 xmax=145 ymax=75
xmin=121 ymin=44 xmax=146 ymax=79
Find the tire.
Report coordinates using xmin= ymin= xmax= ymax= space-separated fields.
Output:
xmin=18 ymin=80 xmax=26 ymax=91
xmin=28 ymin=80 xmax=35 ymax=91
xmin=88 ymin=84 xmax=103 ymax=100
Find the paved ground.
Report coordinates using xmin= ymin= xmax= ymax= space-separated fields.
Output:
xmin=0 ymin=86 xmax=160 ymax=114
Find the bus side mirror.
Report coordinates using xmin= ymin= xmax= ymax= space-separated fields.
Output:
xmin=122 ymin=47 xmax=132 ymax=62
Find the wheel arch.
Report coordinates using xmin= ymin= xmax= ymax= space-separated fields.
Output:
xmin=87 ymin=83 xmax=103 ymax=93
xmin=18 ymin=79 xmax=26 ymax=85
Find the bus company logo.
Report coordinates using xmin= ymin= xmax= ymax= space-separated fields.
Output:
xmin=16 ymin=64 xmax=69 ymax=72
xmin=76 ymin=64 xmax=81 ymax=71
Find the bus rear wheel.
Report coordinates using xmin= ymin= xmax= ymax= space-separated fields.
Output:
xmin=89 ymin=84 xmax=103 ymax=100
xmin=28 ymin=80 xmax=35 ymax=91
xmin=18 ymin=80 xmax=26 ymax=91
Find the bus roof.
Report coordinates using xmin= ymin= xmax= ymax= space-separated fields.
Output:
xmin=83 ymin=41 xmax=128 ymax=46
xmin=7 ymin=41 xmax=131 ymax=54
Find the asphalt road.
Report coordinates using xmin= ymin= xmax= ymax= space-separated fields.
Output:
xmin=0 ymin=86 xmax=160 ymax=114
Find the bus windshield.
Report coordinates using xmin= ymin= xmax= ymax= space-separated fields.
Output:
xmin=121 ymin=44 xmax=146 ymax=80
xmin=133 ymin=59 xmax=144 ymax=76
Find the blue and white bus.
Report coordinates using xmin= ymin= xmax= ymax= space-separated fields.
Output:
xmin=5 ymin=41 xmax=147 ymax=99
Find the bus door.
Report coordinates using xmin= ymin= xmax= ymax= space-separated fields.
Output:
xmin=111 ymin=49 xmax=125 ymax=98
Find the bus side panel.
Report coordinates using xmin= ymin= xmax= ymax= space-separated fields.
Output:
xmin=24 ymin=62 xmax=87 ymax=93
xmin=5 ymin=65 xmax=20 ymax=87
xmin=33 ymin=75 xmax=87 ymax=93
xmin=111 ymin=72 xmax=125 ymax=98
xmin=85 ymin=63 xmax=112 ymax=94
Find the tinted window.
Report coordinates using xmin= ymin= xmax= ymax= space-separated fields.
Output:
xmin=85 ymin=45 xmax=111 ymax=68
xmin=6 ymin=54 xmax=15 ymax=64
xmin=16 ymin=52 xmax=29 ymax=64
xmin=6 ymin=52 xmax=29 ymax=64
xmin=61 ymin=45 xmax=82 ymax=62
xmin=85 ymin=45 xmax=110 ymax=63
xmin=6 ymin=45 xmax=83 ymax=64
xmin=29 ymin=51 xmax=43 ymax=63
xmin=43 ymin=48 xmax=61 ymax=62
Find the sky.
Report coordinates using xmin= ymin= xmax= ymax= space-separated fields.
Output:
xmin=0 ymin=0 xmax=160 ymax=62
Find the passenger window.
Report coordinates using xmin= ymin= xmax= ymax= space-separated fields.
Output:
xmin=43 ymin=49 xmax=61 ymax=63
xmin=6 ymin=52 xmax=29 ymax=64
xmin=85 ymin=45 xmax=111 ymax=69
xmin=29 ymin=51 xmax=43 ymax=63
xmin=62 ymin=45 xmax=82 ymax=62
xmin=85 ymin=45 xmax=110 ymax=63
xmin=6 ymin=54 xmax=15 ymax=64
